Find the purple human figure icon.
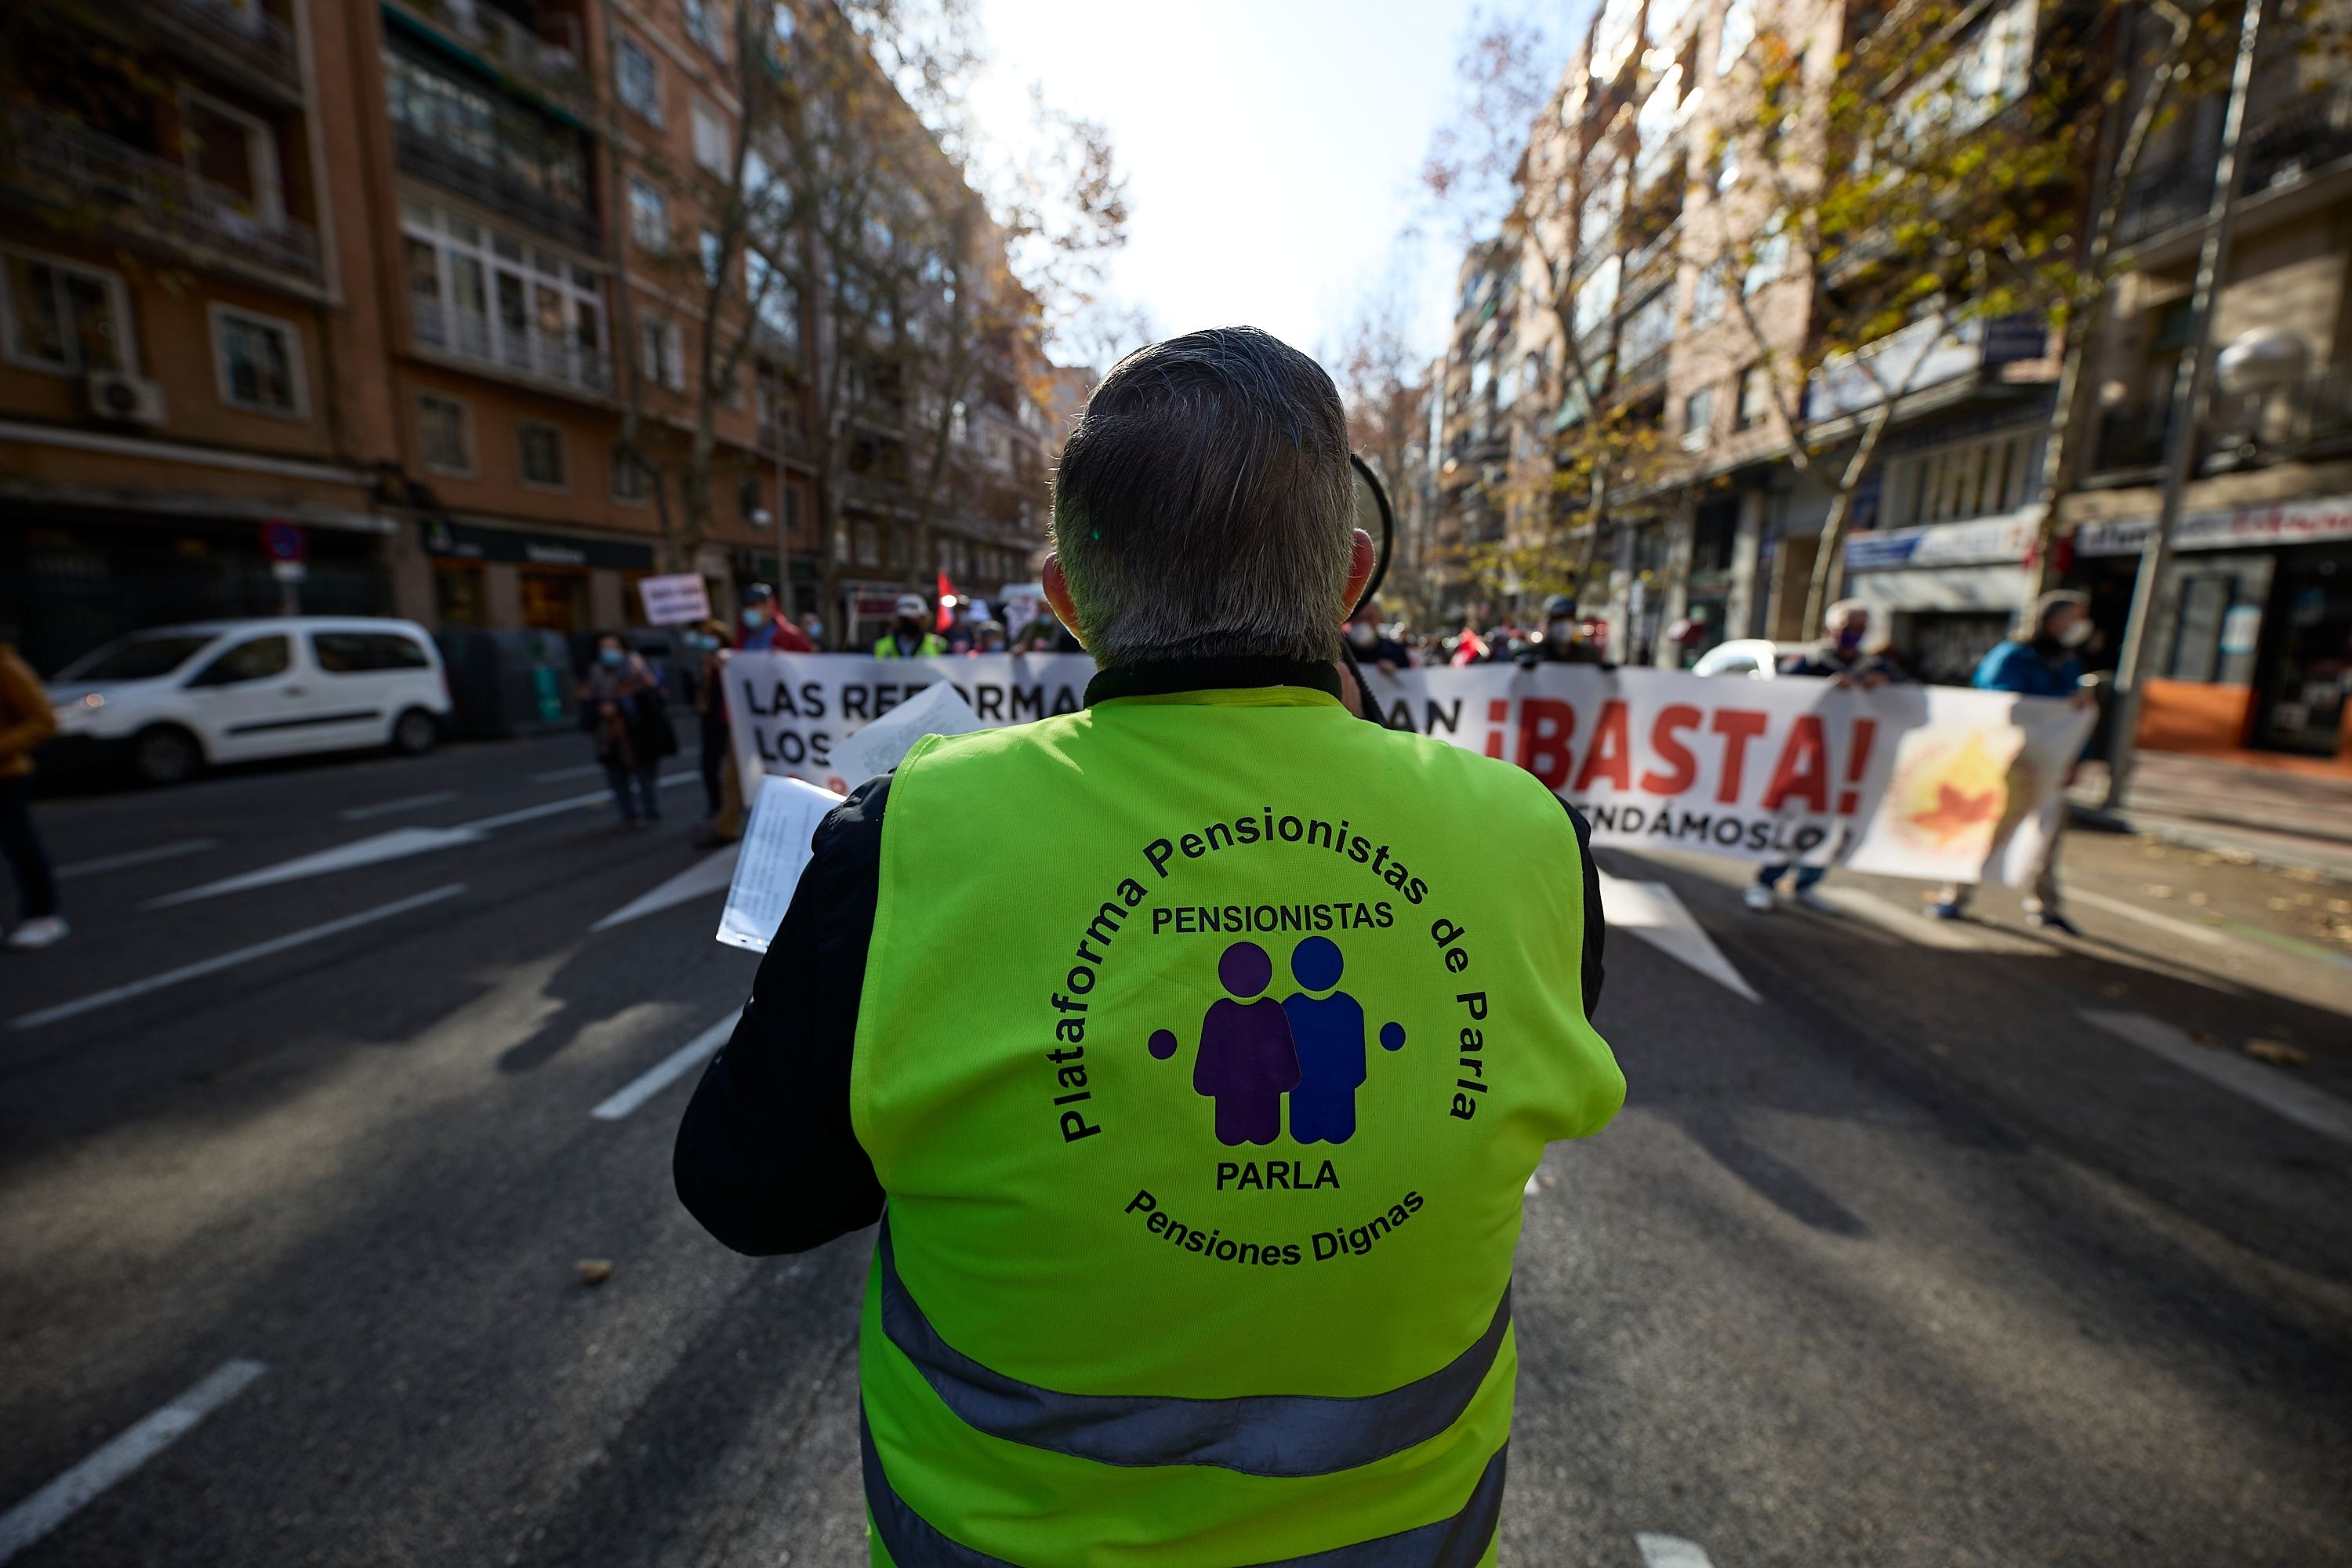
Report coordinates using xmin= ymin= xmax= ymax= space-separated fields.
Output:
xmin=1189 ymin=941 xmax=1301 ymax=1146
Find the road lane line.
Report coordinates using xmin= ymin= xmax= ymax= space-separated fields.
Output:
xmin=147 ymin=827 xmax=485 ymax=907
xmin=461 ymin=772 xmax=695 ymax=833
xmin=2064 ymin=887 xmax=2234 ymax=948
xmin=338 ymin=789 xmax=460 ymax=822
xmin=532 ymin=763 xmax=604 ymax=782
xmin=55 ymin=839 xmax=221 ymax=879
xmin=1599 ymin=873 xmax=1760 ymax=1002
xmin=590 ymin=843 xmax=741 ymax=933
xmin=1813 ymin=887 xmax=2047 ymax=953
xmin=2082 ymin=1010 xmax=2352 ymax=1145
xmin=1636 ymin=1534 xmax=1718 ymax=1567
xmin=592 ymin=1016 xmax=736 ymax=1120
xmin=0 ymin=1359 xmax=265 ymax=1563
xmin=12 ymin=885 xmax=467 ymax=1030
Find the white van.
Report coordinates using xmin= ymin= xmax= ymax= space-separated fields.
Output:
xmin=45 ymin=617 xmax=453 ymax=785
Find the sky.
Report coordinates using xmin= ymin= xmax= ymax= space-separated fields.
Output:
xmin=967 ymin=0 xmax=1573 ymax=372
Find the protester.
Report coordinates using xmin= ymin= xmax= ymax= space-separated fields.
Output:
xmin=737 ymin=583 xmax=815 ymax=653
xmin=690 ymin=618 xmax=732 ymax=825
xmin=1344 ymin=605 xmax=1410 ymax=674
xmin=675 ymin=327 xmax=1621 ymax=1564
xmin=1521 ymin=593 xmax=1610 ymax=667
xmin=581 ymin=634 xmax=674 ymax=828
xmin=873 ymin=593 xmax=947 ymax=658
xmin=943 ymin=604 xmax=977 ymax=655
xmin=0 ymin=633 xmax=64 ymax=950
xmin=970 ymin=619 xmax=1007 ymax=653
xmin=799 ymin=612 xmax=827 ymax=651
xmin=1744 ymin=599 xmax=1903 ymax=913
xmin=1926 ymin=590 xmax=2099 ymax=931
xmin=1449 ymin=621 xmax=1490 ymax=666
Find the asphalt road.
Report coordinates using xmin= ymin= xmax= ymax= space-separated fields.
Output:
xmin=2 ymin=731 xmax=2348 ymax=1566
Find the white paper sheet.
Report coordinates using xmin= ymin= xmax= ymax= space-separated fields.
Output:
xmin=716 ymin=774 xmax=847 ymax=953
xmin=826 ymin=677 xmax=985 ymax=786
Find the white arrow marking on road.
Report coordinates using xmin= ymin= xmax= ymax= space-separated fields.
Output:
xmin=145 ymin=826 xmax=488 ymax=907
xmin=55 ymin=838 xmax=221 ymax=879
xmin=1636 ymin=1535 xmax=1718 ymax=1568
xmin=1598 ymin=873 xmax=1760 ymax=1003
xmin=144 ymin=775 xmax=698 ymax=906
xmin=592 ymin=1015 xmax=738 ymax=1120
xmin=338 ymin=789 xmax=461 ymax=822
xmin=12 ymin=884 xmax=467 ymax=1030
xmin=590 ymin=842 xmax=742 ymax=933
xmin=2082 ymin=1010 xmax=2352 ymax=1145
xmin=0 ymin=1359 xmax=265 ymax=1564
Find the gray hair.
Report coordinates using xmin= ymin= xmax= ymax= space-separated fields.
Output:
xmin=1051 ymin=327 xmax=1353 ymax=667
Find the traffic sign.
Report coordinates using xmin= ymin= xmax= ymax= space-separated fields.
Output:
xmin=260 ymin=520 xmax=309 ymax=562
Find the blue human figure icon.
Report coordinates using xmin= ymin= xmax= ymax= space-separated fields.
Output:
xmin=1281 ymin=937 xmax=1370 ymax=1145
xmin=1191 ymin=942 xmax=1300 ymax=1146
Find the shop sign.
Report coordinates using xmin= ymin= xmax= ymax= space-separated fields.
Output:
xmin=1846 ymin=512 xmax=2037 ymax=571
xmin=2074 ymin=494 xmax=2352 ymax=557
xmin=422 ymin=517 xmax=655 ymax=572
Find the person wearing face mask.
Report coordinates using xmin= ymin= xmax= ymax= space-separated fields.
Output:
xmin=1926 ymin=590 xmax=2100 ymax=930
xmin=581 ymin=633 xmax=677 ymax=828
xmin=873 ymin=593 xmax=947 ymax=658
xmin=1744 ymin=600 xmax=1904 ymax=913
xmin=737 ymin=583 xmax=815 ymax=653
xmin=1343 ymin=604 xmax=1410 ymax=675
xmin=1519 ymin=594 xmax=1610 ymax=667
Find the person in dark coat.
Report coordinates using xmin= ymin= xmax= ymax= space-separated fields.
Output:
xmin=583 ymin=634 xmax=676 ymax=827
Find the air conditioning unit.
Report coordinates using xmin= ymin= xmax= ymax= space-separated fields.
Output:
xmin=85 ymin=372 xmax=167 ymax=426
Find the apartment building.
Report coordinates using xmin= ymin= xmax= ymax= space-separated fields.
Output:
xmin=2 ymin=0 xmax=1053 ymax=672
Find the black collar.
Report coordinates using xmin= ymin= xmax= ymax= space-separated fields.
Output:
xmin=1084 ymin=657 xmax=1342 ymax=707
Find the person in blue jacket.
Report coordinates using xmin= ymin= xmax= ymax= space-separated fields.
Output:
xmin=1927 ymin=590 xmax=2098 ymax=930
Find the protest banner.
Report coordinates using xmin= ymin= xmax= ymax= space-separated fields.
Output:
xmin=636 ymin=572 xmax=712 ymax=626
xmin=720 ymin=654 xmax=2092 ymax=886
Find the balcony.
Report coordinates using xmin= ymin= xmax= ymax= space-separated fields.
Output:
xmin=1622 ymin=220 xmax=1679 ymax=298
xmin=136 ymin=0 xmax=301 ymax=99
xmin=2 ymin=108 xmax=321 ymax=282
xmin=1613 ymin=343 xmax=1669 ymax=403
xmin=2296 ymin=363 xmax=2352 ymax=450
xmin=1806 ymin=312 xmax=2044 ymax=421
xmin=410 ymin=295 xmax=612 ymax=394
xmin=392 ymin=0 xmax=589 ymax=110
xmin=391 ymin=123 xmax=597 ymax=252
xmin=2120 ymin=83 xmax=2352 ymax=248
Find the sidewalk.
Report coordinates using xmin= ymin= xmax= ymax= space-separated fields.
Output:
xmin=2071 ymin=752 xmax=2352 ymax=882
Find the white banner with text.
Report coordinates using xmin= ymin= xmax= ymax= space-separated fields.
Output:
xmin=722 ymin=654 xmax=2092 ymax=886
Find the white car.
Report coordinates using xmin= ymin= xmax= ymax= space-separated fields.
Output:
xmin=45 ymin=617 xmax=452 ymax=786
xmin=1690 ymin=638 xmax=1786 ymax=680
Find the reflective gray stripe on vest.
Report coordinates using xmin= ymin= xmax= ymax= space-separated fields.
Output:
xmin=862 ymin=1409 xmax=1508 ymax=1568
xmin=877 ymin=1216 xmax=1512 ymax=1478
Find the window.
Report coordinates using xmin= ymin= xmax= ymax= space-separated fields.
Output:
xmin=691 ymin=100 xmax=730 ymax=175
xmin=637 ymin=317 xmax=684 ymax=389
xmin=401 ymin=202 xmax=608 ymax=390
xmin=383 ymin=46 xmax=589 ymax=213
xmin=1716 ymin=0 xmax=1756 ymax=76
xmin=1682 ymin=386 xmax=1715 ymax=449
xmin=1690 ymin=263 xmax=1727 ymax=328
xmin=519 ymin=420 xmax=567 ymax=488
xmin=1883 ymin=428 xmax=2047 ymax=526
xmin=209 ymin=305 xmax=305 ymax=416
xmin=685 ymin=0 xmax=729 ymax=59
xmin=2 ymin=248 xmax=131 ymax=373
xmin=312 ymin=633 xmax=430 ymax=673
xmin=419 ymin=393 xmax=474 ymax=474
xmin=1735 ymin=365 xmax=1772 ymax=429
xmin=187 ymin=635 xmax=290 ymax=688
xmin=630 ymin=179 xmax=670 ymax=252
xmin=617 ymin=34 xmax=662 ymax=124
xmin=181 ymin=89 xmax=283 ymax=225
xmin=1573 ymin=254 xmax=1621 ymax=339
xmin=613 ymin=448 xmax=653 ymax=503
xmin=1744 ymin=213 xmax=1789 ymax=296
xmin=700 ymin=228 xmax=725 ymax=285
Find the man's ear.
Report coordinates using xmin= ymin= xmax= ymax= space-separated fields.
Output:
xmin=1042 ymin=554 xmax=1086 ymax=650
xmin=1340 ymin=529 xmax=1375 ymax=622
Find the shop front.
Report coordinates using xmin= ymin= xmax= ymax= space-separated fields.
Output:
xmin=2074 ymin=493 xmax=2352 ymax=768
xmin=419 ymin=517 xmax=655 ymax=640
xmin=1843 ymin=511 xmax=2039 ymax=684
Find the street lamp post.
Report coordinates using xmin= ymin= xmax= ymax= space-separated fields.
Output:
xmin=2102 ymin=0 xmax=2268 ymax=812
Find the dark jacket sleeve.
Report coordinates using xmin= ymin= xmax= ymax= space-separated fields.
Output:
xmin=673 ymin=775 xmax=891 ymax=1254
xmin=1563 ymin=800 xmax=1606 ymax=1018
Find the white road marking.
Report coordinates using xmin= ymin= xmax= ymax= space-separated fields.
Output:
xmin=13 ymin=884 xmax=467 ymax=1030
xmin=1635 ymin=1535 xmax=1716 ymax=1568
xmin=2064 ymin=887 xmax=2236 ymax=949
xmin=592 ymin=1016 xmax=736 ymax=1120
xmin=1812 ymin=887 xmax=2048 ymax=954
xmin=338 ymin=789 xmax=460 ymax=822
xmin=147 ymin=826 xmax=486 ymax=907
xmin=1598 ymin=873 xmax=1760 ymax=1002
xmin=591 ymin=843 xmax=742 ymax=932
xmin=144 ymin=775 xmax=696 ymax=906
xmin=2082 ymin=1010 xmax=2352 ymax=1146
xmin=55 ymin=839 xmax=220 ymax=879
xmin=531 ymin=763 xmax=604 ymax=782
xmin=0 ymin=1359 xmax=265 ymax=1563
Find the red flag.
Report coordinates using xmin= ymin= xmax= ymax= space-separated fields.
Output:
xmin=937 ymin=572 xmax=956 ymax=633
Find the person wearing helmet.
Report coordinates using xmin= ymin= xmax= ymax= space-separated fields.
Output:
xmin=874 ymin=593 xmax=946 ymax=658
xmin=1520 ymin=594 xmax=1610 ymax=667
